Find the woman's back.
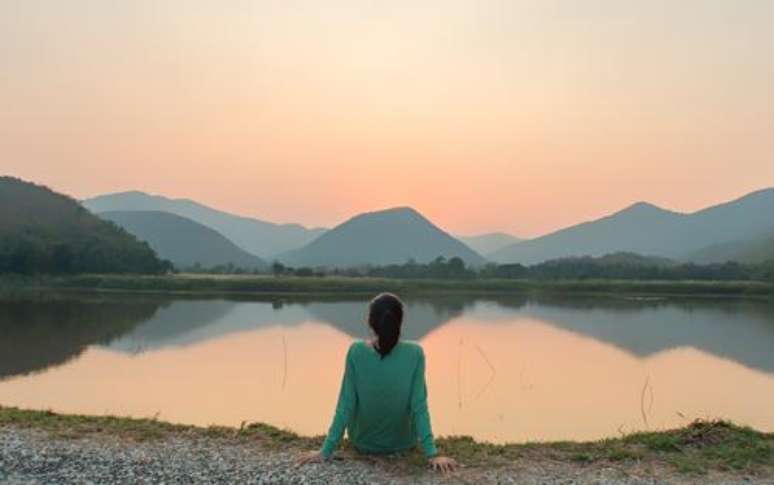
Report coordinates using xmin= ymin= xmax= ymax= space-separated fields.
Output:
xmin=348 ymin=341 xmax=424 ymax=453
xmin=321 ymin=340 xmax=436 ymax=457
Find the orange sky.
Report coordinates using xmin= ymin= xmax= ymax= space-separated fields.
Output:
xmin=2 ymin=1 xmax=773 ymax=237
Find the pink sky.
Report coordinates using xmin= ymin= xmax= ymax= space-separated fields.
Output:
xmin=2 ymin=1 xmax=773 ymax=237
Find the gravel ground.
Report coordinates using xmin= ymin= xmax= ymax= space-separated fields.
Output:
xmin=0 ymin=426 xmax=769 ymax=484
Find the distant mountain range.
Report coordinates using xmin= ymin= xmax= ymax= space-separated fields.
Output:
xmin=99 ymin=211 xmax=266 ymax=270
xmin=80 ymin=186 xmax=774 ymax=268
xmin=491 ymin=188 xmax=774 ymax=265
xmin=82 ymin=191 xmax=326 ymax=259
xmin=278 ymin=207 xmax=486 ymax=267
xmin=457 ymin=232 xmax=521 ymax=256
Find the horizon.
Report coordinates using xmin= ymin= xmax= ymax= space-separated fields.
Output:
xmin=3 ymin=1 xmax=774 ymax=237
xmin=81 ymin=184 xmax=773 ymax=239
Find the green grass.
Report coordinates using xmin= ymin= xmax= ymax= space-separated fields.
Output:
xmin=0 ymin=406 xmax=320 ymax=449
xmin=430 ymin=420 xmax=772 ymax=475
xmin=1 ymin=406 xmax=770 ymax=475
xmin=3 ymin=273 xmax=773 ymax=298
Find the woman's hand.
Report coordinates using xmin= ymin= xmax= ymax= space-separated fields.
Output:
xmin=296 ymin=450 xmax=325 ymax=466
xmin=429 ymin=455 xmax=458 ymax=474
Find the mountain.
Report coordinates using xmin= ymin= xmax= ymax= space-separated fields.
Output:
xmin=0 ymin=177 xmax=169 ymax=274
xmin=687 ymin=230 xmax=774 ymax=264
xmin=278 ymin=207 xmax=486 ymax=268
xmin=82 ymin=191 xmax=326 ymax=258
xmin=99 ymin=211 xmax=266 ymax=270
xmin=457 ymin=232 xmax=522 ymax=256
xmin=491 ymin=188 xmax=774 ymax=264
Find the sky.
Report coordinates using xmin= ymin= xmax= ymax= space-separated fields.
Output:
xmin=2 ymin=1 xmax=773 ymax=237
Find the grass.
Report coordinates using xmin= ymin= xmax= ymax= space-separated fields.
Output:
xmin=0 ymin=406 xmax=320 ymax=449
xmin=2 ymin=273 xmax=773 ymax=298
xmin=1 ymin=406 xmax=771 ymax=476
xmin=427 ymin=420 xmax=773 ymax=475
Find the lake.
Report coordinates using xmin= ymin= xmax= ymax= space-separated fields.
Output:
xmin=1 ymin=293 xmax=773 ymax=443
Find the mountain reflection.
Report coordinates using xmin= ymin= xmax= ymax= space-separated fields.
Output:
xmin=0 ymin=296 xmax=163 ymax=379
xmin=491 ymin=296 xmax=774 ymax=372
xmin=2 ymin=294 xmax=773 ymax=380
xmin=105 ymin=296 xmax=481 ymax=352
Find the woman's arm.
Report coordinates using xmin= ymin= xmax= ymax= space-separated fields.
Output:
xmin=320 ymin=344 xmax=358 ymax=459
xmin=409 ymin=347 xmax=438 ymax=458
xmin=410 ymin=347 xmax=459 ymax=473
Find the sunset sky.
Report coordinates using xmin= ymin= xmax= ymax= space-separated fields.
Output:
xmin=2 ymin=1 xmax=773 ymax=237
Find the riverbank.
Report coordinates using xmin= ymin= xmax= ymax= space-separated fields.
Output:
xmin=2 ymin=273 xmax=773 ymax=299
xmin=0 ymin=407 xmax=771 ymax=484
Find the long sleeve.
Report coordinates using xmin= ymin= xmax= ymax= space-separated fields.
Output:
xmin=321 ymin=344 xmax=358 ymax=459
xmin=410 ymin=348 xmax=438 ymax=457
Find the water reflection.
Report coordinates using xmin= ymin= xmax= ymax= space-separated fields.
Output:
xmin=105 ymin=295 xmax=774 ymax=373
xmin=0 ymin=297 xmax=161 ymax=379
xmin=0 ymin=293 xmax=772 ymax=442
xmin=493 ymin=297 xmax=774 ymax=373
xmin=107 ymin=296 xmax=475 ymax=353
xmin=2 ymin=295 xmax=774 ymax=378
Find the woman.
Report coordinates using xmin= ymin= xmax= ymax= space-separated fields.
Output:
xmin=298 ymin=293 xmax=458 ymax=474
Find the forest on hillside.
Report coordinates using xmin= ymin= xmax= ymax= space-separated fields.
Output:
xmin=0 ymin=177 xmax=171 ymax=275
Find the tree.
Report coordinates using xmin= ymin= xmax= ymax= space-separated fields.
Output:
xmin=272 ymin=261 xmax=286 ymax=276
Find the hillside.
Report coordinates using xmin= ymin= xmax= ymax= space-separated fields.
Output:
xmin=99 ymin=211 xmax=266 ymax=270
xmin=278 ymin=207 xmax=486 ymax=268
xmin=83 ymin=191 xmax=326 ymax=258
xmin=0 ymin=177 xmax=170 ymax=274
xmin=491 ymin=188 xmax=774 ymax=264
xmin=688 ymin=230 xmax=774 ymax=264
xmin=547 ymin=252 xmax=675 ymax=267
xmin=457 ymin=232 xmax=521 ymax=256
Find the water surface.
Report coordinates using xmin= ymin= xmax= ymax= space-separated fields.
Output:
xmin=1 ymin=294 xmax=773 ymax=443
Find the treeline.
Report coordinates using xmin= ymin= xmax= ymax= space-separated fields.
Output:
xmin=185 ymin=262 xmax=265 ymax=275
xmin=481 ymin=258 xmax=774 ymax=282
xmin=271 ymin=259 xmax=472 ymax=279
xmin=0 ymin=234 xmax=173 ymax=275
xmin=270 ymin=253 xmax=774 ymax=282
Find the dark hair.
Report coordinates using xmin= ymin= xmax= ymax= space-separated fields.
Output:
xmin=368 ymin=293 xmax=404 ymax=358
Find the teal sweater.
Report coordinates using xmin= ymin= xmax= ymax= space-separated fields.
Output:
xmin=321 ymin=340 xmax=438 ymax=459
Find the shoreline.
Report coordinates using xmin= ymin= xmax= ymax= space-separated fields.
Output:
xmin=2 ymin=274 xmax=773 ymax=300
xmin=1 ymin=406 xmax=771 ymax=483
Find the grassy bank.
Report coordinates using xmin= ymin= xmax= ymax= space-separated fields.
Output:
xmin=1 ymin=406 xmax=771 ymax=476
xmin=2 ymin=273 xmax=773 ymax=298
